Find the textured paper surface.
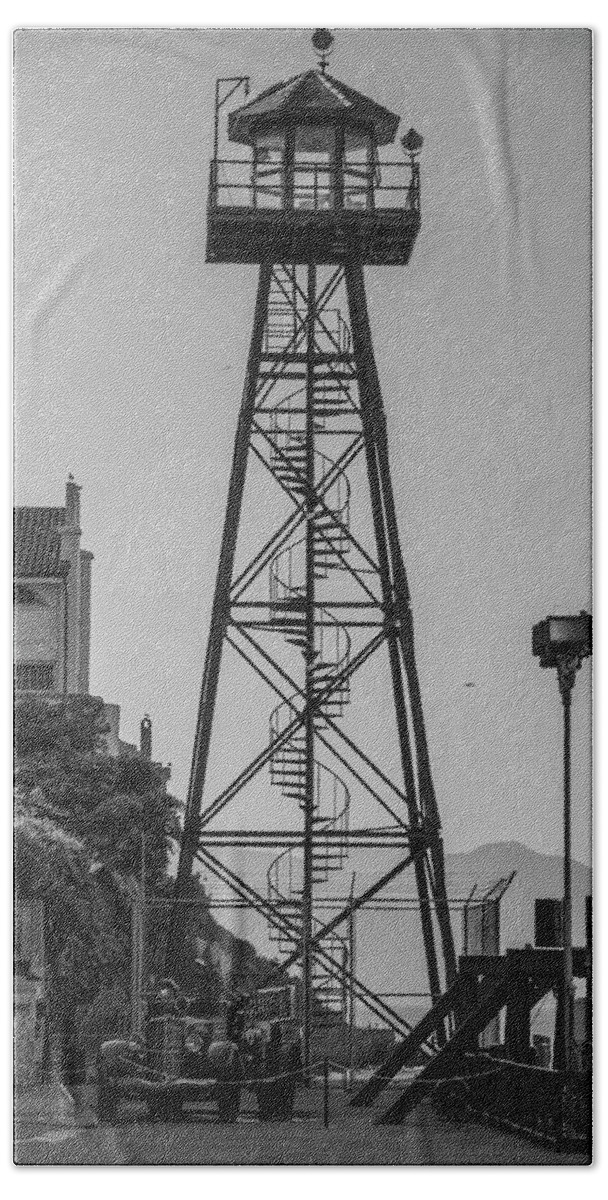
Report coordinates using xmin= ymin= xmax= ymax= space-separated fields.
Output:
xmin=14 ymin=28 xmax=592 ymax=1165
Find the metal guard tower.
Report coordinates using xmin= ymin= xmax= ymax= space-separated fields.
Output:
xmin=168 ymin=33 xmax=457 ymax=1077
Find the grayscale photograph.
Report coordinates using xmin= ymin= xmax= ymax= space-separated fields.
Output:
xmin=13 ymin=26 xmax=592 ymax=1165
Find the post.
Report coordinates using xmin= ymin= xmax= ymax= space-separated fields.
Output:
xmin=559 ymin=670 xmax=574 ymax=1075
xmin=585 ymin=895 xmax=592 ymax=1062
xmin=130 ymin=857 xmax=145 ymax=1040
xmin=348 ymin=876 xmax=356 ymax=1089
xmin=323 ymin=1056 xmax=329 ymax=1127
xmin=131 ymin=828 xmax=146 ymax=1040
xmin=213 ymin=79 xmax=220 ymax=164
xmin=140 ymin=828 xmax=146 ymax=1034
xmin=131 ymin=880 xmax=141 ymax=1038
xmin=531 ymin=613 xmax=591 ymax=1076
xmin=302 ymin=263 xmax=317 ymax=1079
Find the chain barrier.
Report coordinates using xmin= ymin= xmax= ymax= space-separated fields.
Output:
xmin=111 ymin=1050 xmax=517 ymax=1091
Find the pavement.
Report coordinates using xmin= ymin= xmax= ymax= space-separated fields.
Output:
xmin=14 ymin=1080 xmax=77 ymax=1128
xmin=13 ymin=1085 xmax=591 ymax=1166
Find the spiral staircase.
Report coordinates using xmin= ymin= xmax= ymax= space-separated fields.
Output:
xmin=264 ymin=275 xmax=355 ymax=1029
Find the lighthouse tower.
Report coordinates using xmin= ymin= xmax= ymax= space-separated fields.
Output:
xmin=167 ymin=31 xmax=456 ymax=1071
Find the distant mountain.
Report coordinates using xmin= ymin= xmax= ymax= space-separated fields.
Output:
xmin=444 ymin=840 xmax=591 ymax=950
xmin=341 ymin=840 xmax=592 ymax=1004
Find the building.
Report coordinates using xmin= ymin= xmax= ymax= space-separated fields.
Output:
xmin=14 ymin=475 xmax=92 ymax=696
xmin=13 ymin=476 xmax=154 ymax=760
xmin=15 ymin=482 xmax=170 ymax=1088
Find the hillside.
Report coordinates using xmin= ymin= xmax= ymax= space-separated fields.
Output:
xmin=444 ymin=840 xmax=591 ymax=950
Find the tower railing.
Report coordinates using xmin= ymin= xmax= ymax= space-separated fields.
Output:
xmin=209 ymin=158 xmax=420 ymax=213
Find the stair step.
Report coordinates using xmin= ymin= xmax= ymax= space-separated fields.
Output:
xmin=314 ymin=381 xmax=351 ymax=391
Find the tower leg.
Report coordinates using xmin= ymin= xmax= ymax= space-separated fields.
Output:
xmin=345 ymin=263 xmax=456 ymax=1001
xmin=165 ymin=265 xmax=272 ymax=976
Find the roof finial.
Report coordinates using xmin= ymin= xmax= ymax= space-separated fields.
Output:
xmin=312 ymin=28 xmax=334 ymax=74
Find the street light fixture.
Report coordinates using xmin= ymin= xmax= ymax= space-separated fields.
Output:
xmin=532 ymin=610 xmax=592 ymax=1074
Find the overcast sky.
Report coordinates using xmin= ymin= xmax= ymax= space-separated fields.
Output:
xmin=14 ymin=28 xmax=592 ymax=866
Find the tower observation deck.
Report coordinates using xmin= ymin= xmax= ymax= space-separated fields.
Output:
xmin=168 ymin=32 xmax=456 ymax=1077
xmin=207 ymin=63 xmax=422 ymax=265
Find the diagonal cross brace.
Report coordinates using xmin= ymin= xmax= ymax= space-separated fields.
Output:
xmin=196 ymin=845 xmax=419 ymax=1037
xmin=198 ymin=629 xmax=386 ymax=829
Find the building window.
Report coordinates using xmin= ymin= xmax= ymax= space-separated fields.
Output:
xmin=15 ymin=663 xmax=54 ymax=692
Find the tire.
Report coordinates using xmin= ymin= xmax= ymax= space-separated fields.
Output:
xmin=147 ymin=1094 xmax=182 ymax=1121
xmin=147 ymin=1096 xmax=163 ymax=1120
xmin=98 ymin=1079 xmax=117 ymax=1122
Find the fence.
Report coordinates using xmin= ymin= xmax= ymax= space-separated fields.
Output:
xmin=458 ymin=1054 xmax=591 ymax=1151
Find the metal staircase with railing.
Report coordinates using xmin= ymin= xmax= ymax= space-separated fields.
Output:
xmin=264 ymin=272 xmax=355 ymax=1029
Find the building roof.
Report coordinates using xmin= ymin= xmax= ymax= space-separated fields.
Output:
xmin=14 ymin=507 xmax=69 ymax=578
xmin=228 ymin=68 xmax=400 ymax=146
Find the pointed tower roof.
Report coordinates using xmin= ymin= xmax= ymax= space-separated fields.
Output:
xmin=228 ymin=68 xmax=400 ymax=146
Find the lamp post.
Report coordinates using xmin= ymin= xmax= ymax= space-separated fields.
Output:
xmin=132 ymin=827 xmax=146 ymax=1040
xmin=532 ymin=610 xmax=592 ymax=1074
xmin=89 ymin=818 xmax=147 ymax=1041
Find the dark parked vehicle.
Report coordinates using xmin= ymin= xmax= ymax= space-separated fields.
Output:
xmin=97 ymin=1014 xmax=218 ymax=1121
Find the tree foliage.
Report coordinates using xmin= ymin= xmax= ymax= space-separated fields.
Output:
xmin=14 ymin=694 xmax=288 ymax=1048
xmin=14 ymin=695 xmax=180 ymax=1028
xmin=15 ymin=695 xmax=180 ymax=885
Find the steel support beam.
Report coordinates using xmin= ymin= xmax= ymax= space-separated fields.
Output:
xmin=345 ymin=263 xmax=457 ymax=988
xmin=345 ymin=263 xmax=448 ymax=1008
xmin=165 ymin=265 xmax=271 ymax=975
